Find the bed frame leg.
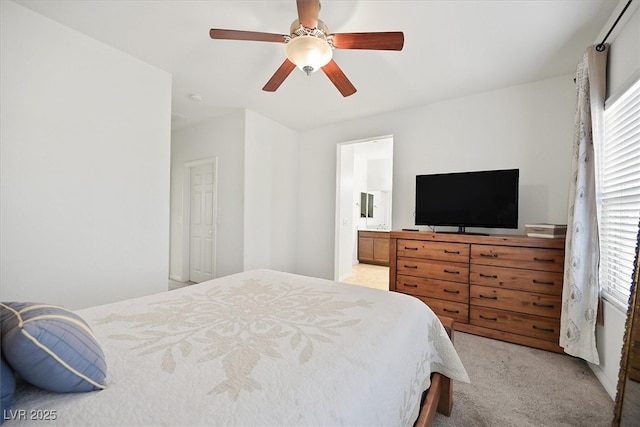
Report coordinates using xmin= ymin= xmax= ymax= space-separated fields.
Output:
xmin=415 ymin=316 xmax=456 ymax=427
xmin=415 ymin=374 xmax=441 ymax=427
xmin=437 ymin=375 xmax=453 ymax=416
xmin=437 ymin=316 xmax=454 ymax=416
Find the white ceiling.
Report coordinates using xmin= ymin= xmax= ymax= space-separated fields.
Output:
xmin=15 ymin=0 xmax=619 ymax=132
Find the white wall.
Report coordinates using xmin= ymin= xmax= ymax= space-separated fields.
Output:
xmin=367 ymin=158 xmax=393 ymax=192
xmin=337 ymin=144 xmax=356 ymax=280
xmin=354 ymin=154 xmax=369 ymax=230
xmin=366 ymin=158 xmax=393 ymax=229
xmin=0 ymin=1 xmax=172 ymax=309
xmin=170 ymin=109 xmax=298 ymax=280
xmin=244 ymin=110 xmax=298 ymax=273
xmin=170 ymin=111 xmax=246 ymax=280
xmin=606 ymin=2 xmax=640 ymax=102
xmin=593 ymin=300 xmax=628 ymax=398
xmin=296 ymin=74 xmax=575 ymax=279
xmin=589 ymin=1 xmax=640 ymax=399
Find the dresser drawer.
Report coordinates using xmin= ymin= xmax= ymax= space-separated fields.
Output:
xmin=397 ymin=275 xmax=468 ymax=303
xmin=471 ymin=244 xmax=564 ymax=272
xmin=470 ymin=264 xmax=563 ymax=296
xmin=470 ymin=306 xmax=560 ymax=342
xmin=470 ymin=285 xmax=561 ymax=318
xmin=397 ymin=240 xmax=469 ymax=262
xmin=413 ymin=295 xmax=469 ymax=324
xmin=397 ymin=257 xmax=469 ymax=283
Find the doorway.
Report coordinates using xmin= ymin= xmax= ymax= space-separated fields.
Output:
xmin=334 ymin=136 xmax=393 ymax=282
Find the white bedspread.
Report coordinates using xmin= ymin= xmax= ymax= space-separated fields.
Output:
xmin=8 ymin=269 xmax=468 ymax=426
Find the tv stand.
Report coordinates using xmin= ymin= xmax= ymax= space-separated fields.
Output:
xmin=389 ymin=231 xmax=566 ymax=353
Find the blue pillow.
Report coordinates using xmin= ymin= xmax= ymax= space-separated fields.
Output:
xmin=0 ymin=302 xmax=107 ymax=393
xmin=0 ymin=356 xmax=15 ymax=424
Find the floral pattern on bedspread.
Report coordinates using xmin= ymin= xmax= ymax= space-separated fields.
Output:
xmin=398 ymin=317 xmax=464 ymax=423
xmin=94 ymin=277 xmax=373 ymax=401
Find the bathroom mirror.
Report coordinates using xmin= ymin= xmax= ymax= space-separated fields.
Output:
xmin=360 ymin=192 xmax=374 ymax=218
xmin=613 ymin=220 xmax=640 ymax=426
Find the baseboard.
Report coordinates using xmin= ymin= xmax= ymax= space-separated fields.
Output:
xmin=588 ymin=362 xmax=617 ymax=400
xmin=169 ymin=273 xmax=185 ymax=282
xmin=338 ymin=273 xmax=351 ymax=282
xmin=338 ymin=263 xmax=359 ymax=282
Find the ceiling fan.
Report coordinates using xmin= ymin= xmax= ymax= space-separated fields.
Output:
xmin=209 ymin=0 xmax=404 ymax=97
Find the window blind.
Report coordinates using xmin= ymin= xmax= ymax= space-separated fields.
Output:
xmin=598 ymin=77 xmax=640 ymax=311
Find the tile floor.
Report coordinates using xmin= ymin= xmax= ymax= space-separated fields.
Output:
xmin=341 ymin=263 xmax=390 ymax=291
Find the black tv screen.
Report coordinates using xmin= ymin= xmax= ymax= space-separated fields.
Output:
xmin=415 ymin=169 xmax=519 ymax=232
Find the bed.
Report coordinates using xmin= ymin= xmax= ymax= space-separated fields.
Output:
xmin=1 ymin=269 xmax=468 ymax=426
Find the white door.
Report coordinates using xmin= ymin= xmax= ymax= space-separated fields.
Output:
xmin=189 ymin=163 xmax=216 ymax=282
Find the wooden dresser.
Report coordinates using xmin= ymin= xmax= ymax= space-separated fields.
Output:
xmin=389 ymin=231 xmax=566 ymax=353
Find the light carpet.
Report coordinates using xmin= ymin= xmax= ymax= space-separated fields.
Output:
xmin=433 ymin=332 xmax=614 ymax=427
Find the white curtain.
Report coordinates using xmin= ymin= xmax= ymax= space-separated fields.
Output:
xmin=560 ymin=45 xmax=608 ymax=364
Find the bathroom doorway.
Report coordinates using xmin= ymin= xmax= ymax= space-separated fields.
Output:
xmin=334 ymin=136 xmax=393 ymax=283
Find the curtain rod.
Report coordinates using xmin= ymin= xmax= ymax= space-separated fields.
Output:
xmin=596 ymin=0 xmax=634 ymax=51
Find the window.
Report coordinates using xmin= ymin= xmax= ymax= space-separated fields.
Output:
xmin=597 ymin=77 xmax=640 ymax=311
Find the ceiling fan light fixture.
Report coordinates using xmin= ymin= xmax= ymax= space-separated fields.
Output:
xmin=285 ymin=35 xmax=332 ymax=75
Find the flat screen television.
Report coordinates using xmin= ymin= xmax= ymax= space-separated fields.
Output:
xmin=415 ymin=168 xmax=519 ymax=233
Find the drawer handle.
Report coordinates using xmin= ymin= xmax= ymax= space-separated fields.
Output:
xmin=444 ymin=289 xmax=460 ymax=294
xmin=533 ymin=279 xmax=554 ymax=286
xmin=480 ymin=253 xmax=498 ymax=258
xmin=533 ymin=325 xmax=555 ymax=333
xmin=444 ymin=269 xmax=460 ymax=275
xmin=479 ymin=294 xmax=498 ymax=300
xmin=533 ymin=257 xmax=554 ymax=263
xmin=443 ymin=308 xmax=460 ymax=314
xmin=479 ymin=314 xmax=498 ymax=321
xmin=403 ymin=265 xmax=418 ymax=269
xmin=404 ymin=246 xmax=419 ymax=251
xmin=480 ymin=273 xmax=498 ymax=279
xmin=403 ymin=283 xmax=418 ymax=288
xmin=444 ymin=250 xmax=460 ymax=255
xmin=533 ymin=302 xmax=555 ymax=308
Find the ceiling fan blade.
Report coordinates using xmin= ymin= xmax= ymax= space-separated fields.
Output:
xmin=296 ymin=0 xmax=320 ymax=28
xmin=262 ymin=59 xmax=297 ymax=92
xmin=331 ymin=32 xmax=405 ymax=51
xmin=321 ymin=59 xmax=357 ymax=97
xmin=209 ymin=28 xmax=286 ymax=43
